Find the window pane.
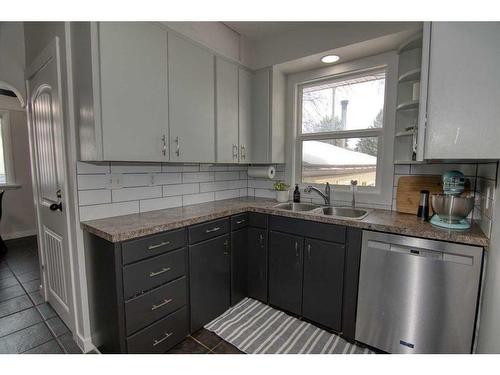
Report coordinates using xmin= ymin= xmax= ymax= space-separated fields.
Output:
xmin=0 ymin=119 xmax=5 ymax=184
xmin=301 ymin=71 xmax=385 ymax=134
xmin=302 ymin=138 xmax=378 ymax=186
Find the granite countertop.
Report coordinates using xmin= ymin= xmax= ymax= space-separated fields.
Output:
xmin=81 ymin=197 xmax=489 ymax=247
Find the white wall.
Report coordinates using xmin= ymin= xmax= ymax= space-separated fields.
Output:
xmin=0 ymin=22 xmax=26 ymax=105
xmin=0 ymin=97 xmax=36 ymax=239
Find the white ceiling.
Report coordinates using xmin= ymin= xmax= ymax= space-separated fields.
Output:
xmin=224 ymin=22 xmax=312 ymax=40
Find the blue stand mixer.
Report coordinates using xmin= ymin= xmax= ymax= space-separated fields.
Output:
xmin=430 ymin=171 xmax=474 ymax=230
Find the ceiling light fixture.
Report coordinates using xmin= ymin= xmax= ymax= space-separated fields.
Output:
xmin=321 ymin=55 xmax=340 ymax=64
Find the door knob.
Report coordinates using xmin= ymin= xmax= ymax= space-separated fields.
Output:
xmin=49 ymin=202 xmax=63 ymax=212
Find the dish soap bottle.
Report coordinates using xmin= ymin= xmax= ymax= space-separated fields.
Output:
xmin=293 ymin=184 xmax=301 ymax=203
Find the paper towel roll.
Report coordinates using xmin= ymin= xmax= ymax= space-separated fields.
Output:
xmin=247 ymin=166 xmax=276 ymax=179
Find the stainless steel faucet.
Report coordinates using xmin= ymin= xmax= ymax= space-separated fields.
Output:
xmin=351 ymin=180 xmax=358 ymax=208
xmin=304 ymin=182 xmax=331 ymax=206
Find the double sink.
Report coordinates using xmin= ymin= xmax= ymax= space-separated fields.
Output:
xmin=273 ymin=202 xmax=370 ymax=220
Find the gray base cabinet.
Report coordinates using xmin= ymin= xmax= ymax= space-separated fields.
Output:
xmin=303 ymin=238 xmax=345 ymax=331
xmin=247 ymin=226 xmax=268 ymax=303
xmin=84 ymin=228 xmax=189 ymax=353
xmin=84 ymin=212 xmax=363 ymax=352
xmin=269 ymin=231 xmax=304 ymax=315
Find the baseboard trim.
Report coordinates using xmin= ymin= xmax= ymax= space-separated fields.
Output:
xmin=75 ymin=332 xmax=98 ymax=353
xmin=2 ymin=230 xmax=37 ymax=241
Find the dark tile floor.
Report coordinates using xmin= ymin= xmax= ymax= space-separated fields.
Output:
xmin=0 ymin=237 xmax=82 ymax=354
xmin=167 ymin=328 xmax=243 ymax=354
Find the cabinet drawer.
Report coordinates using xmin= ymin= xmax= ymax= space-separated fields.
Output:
xmin=123 ymin=247 xmax=186 ymax=299
xmin=270 ymin=216 xmax=346 ymax=244
xmin=125 ymin=277 xmax=187 ymax=335
xmin=126 ymin=307 xmax=188 ymax=353
xmin=249 ymin=212 xmax=268 ymax=228
xmin=231 ymin=213 xmax=248 ymax=231
xmin=188 ymin=218 xmax=230 ymax=244
xmin=122 ymin=228 xmax=187 ymax=265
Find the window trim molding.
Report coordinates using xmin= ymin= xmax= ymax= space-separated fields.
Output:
xmin=0 ymin=110 xmax=17 ymax=186
xmin=285 ymin=52 xmax=398 ymax=209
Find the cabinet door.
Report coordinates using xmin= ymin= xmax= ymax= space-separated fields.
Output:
xmin=189 ymin=235 xmax=230 ymax=332
xmin=98 ymin=22 xmax=168 ymax=161
xmin=425 ymin=22 xmax=500 ymax=159
xmin=247 ymin=227 xmax=268 ymax=303
xmin=168 ymin=33 xmax=215 ymax=162
xmin=231 ymin=228 xmax=248 ymax=305
xmin=251 ymin=68 xmax=270 ymax=164
xmin=268 ymin=231 xmax=303 ymax=315
xmin=238 ymin=68 xmax=253 ymax=163
xmin=216 ymin=58 xmax=239 ymax=163
xmin=303 ymin=238 xmax=345 ymax=331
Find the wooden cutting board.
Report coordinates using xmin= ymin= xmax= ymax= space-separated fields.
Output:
xmin=396 ymin=175 xmax=443 ymax=215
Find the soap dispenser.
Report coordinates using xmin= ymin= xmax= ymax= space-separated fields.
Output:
xmin=293 ymin=184 xmax=301 ymax=203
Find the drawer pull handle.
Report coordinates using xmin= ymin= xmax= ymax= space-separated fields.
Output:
xmin=148 ymin=241 xmax=171 ymax=250
xmin=205 ymin=227 xmax=220 ymax=233
xmin=236 ymin=220 xmax=245 ymax=224
xmin=153 ymin=331 xmax=173 ymax=347
xmin=149 ymin=267 xmax=171 ymax=277
xmin=151 ymin=298 xmax=173 ymax=311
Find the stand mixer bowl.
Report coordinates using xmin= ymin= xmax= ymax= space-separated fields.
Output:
xmin=431 ymin=194 xmax=474 ymax=224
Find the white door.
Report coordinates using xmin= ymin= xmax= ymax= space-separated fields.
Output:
xmin=26 ymin=38 xmax=73 ymax=327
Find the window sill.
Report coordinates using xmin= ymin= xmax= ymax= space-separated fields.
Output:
xmin=0 ymin=184 xmax=21 ymax=191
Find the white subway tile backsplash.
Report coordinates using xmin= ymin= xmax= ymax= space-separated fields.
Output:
xmin=77 ymin=161 xmax=110 ymax=174
xmin=122 ymin=173 xmax=151 ymax=188
xmin=182 ymin=192 xmax=215 ymax=206
xmin=215 ymin=189 xmax=240 ymax=201
xmin=79 ymin=201 xmax=139 ymax=221
xmin=200 ymin=181 xmax=229 ymax=192
xmin=248 ymin=179 xmax=274 ymax=189
xmin=111 ymin=163 xmax=161 ymax=173
xmin=163 ymin=183 xmax=199 ymax=197
xmin=161 ymin=164 xmax=183 ymax=173
xmin=152 ymin=173 xmax=182 ymax=185
xmin=78 ymin=174 xmax=110 ymax=190
xmin=78 ymin=189 xmax=111 ymax=206
xmin=139 ymin=196 xmax=183 ymax=212
xmin=182 ymin=172 xmax=214 ymax=183
xmin=112 ymin=186 xmax=162 ymax=202
xmin=76 ymin=162 xmax=281 ymax=221
xmin=410 ymin=163 xmax=477 ymax=177
xmin=215 ymin=171 xmax=240 ymax=181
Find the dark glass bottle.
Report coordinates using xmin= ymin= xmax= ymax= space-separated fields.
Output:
xmin=293 ymin=184 xmax=301 ymax=203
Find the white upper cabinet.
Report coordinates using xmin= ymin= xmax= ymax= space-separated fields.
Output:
xmin=168 ymin=33 xmax=215 ymax=163
xmin=215 ymin=57 xmax=239 ymax=163
xmin=238 ymin=68 xmax=253 ymax=163
xmin=74 ymin=22 xmax=169 ymax=162
xmin=251 ymin=67 xmax=286 ymax=164
xmin=423 ymin=22 xmax=500 ymax=159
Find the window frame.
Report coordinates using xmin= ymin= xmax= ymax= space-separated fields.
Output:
xmin=0 ymin=110 xmax=17 ymax=187
xmin=285 ymin=52 xmax=397 ymax=208
xmin=296 ymin=67 xmax=386 ymax=191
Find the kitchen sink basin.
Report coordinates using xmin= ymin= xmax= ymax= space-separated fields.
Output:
xmin=273 ymin=202 xmax=322 ymax=212
xmin=314 ymin=206 xmax=371 ymax=220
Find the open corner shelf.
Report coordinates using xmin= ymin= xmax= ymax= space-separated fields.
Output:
xmin=397 ymin=100 xmax=419 ymax=111
xmin=394 ymin=160 xmax=425 ymax=165
xmin=397 ymin=32 xmax=424 ymax=55
xmin=398 ymin=68 xmax=421 ymax=83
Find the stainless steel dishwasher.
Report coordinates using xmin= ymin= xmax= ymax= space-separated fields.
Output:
xmin=355 ymin=231 xmax=483 ymax=354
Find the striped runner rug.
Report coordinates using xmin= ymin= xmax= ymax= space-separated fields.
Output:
xmin=205 ymin=297 xmax=374 ymax=354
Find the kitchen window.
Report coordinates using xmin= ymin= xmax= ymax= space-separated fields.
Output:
xmin=289 ymin=52 xmax=397 ymax=208
xmin=298 ymin=69 xmax=386 ymax=187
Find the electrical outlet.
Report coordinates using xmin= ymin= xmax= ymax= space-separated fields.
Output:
xmin=107 ymin=174 xmax=123 ymax=189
